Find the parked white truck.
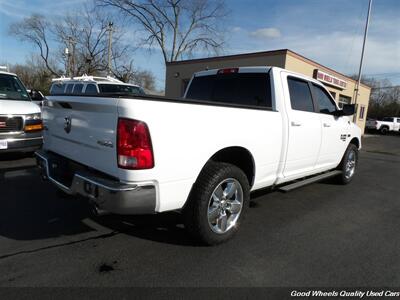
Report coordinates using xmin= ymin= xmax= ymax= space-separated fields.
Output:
xmin=36 ymin=67 xmax=360 ymax=245
xmin=366 ymin=117 xmax=400 ymax=134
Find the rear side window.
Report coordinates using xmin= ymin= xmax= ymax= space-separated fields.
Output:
xmin=312 ymin=84 xmax=337 ymax=114
xmin=85 ymin=84 xmax=98 ymax=94
xmin=51 ymin=83 xmax=65 ymax=94
xmin=72 ymin=84 xmax=84 ymax=94
xmin=287 ymin=78 xmax=314 ymax=112
xmin=99 ymin=84 xmax=145 ymax=96
xmin=186 ymin=73 xmax=272 ymax=108
xmin=65 ymin=84 xmax=73 ymax=94
xmin=382 ymin=117 xmax=394 ymax=122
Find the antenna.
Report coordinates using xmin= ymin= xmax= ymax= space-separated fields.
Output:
xmin=353 ymin=0 xmax=372 ymax=123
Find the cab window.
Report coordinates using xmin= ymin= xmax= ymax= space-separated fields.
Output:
xmin=287 ymin=77 xmax=314 ymax=112
xmin=312 ymin=84 xmax=337 ymax=114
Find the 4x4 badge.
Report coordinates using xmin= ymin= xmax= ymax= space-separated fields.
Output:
xmin=64 ymin=116 xmax=72 ymax=133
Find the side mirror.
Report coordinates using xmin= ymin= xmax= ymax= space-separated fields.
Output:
xmin=333 ymin=104 xmax=355 ymax=117
xmin=29 ymin=89 xmax=44 ymax=101
xmin=341 ymin=104 xmax=356 ymax=116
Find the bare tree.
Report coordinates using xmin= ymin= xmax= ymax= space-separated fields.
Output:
xmin=9 ymin=6 xmax=138 ymax=79
xmin=98 ymin=0 xmax=227 ymax=63
xmin=10 ymin=55 xmax=55 ymax=93
xmin=9 ymin=15 xmax=60 ymax=76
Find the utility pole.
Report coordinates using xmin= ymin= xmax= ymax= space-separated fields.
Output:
xmin=65 ymin=36 xmax=77 ymax=77
xmin=353 ymin=0 xmax=372 ymax=122
xmin=107 ymin=22 xmax=114 ymax=75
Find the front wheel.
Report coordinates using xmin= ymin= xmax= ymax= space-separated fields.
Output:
xmin=336 ymin=144 xmax=358 ymax=184
xmin=183 ymin=161 xmax=250 ymax=245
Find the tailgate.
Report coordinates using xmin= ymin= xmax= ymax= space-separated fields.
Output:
xmin=43 ymin=96 xmax=119 ymax=177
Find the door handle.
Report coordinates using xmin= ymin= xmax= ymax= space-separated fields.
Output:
xmin=323 ymin=123 xmax=331 ymax=127
xmin=291 ymin=121 xmax=302 ymax=127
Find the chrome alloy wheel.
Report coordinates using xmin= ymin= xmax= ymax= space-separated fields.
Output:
xmin=207 ymin=178 xmax=243 ymax=234
xmin=345 ymin=150 xmax=356 ymax=179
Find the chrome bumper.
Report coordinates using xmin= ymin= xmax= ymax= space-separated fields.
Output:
xmin=35 ymin=150 xmax=156 ymax=215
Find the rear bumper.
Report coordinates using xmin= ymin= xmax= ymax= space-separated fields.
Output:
xmin=35 ymin=150 xmax=156 ymax=215
xmin=0 ymin=133 xmax=42 ymax=153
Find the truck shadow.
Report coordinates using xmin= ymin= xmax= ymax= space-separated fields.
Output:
xmin=94 ymin=212 xmax=199 ymax=246
xmin=0 ymin=166 xmax=96 ymax=241
xmin=0 ymin=156 xmax=274 ymax=246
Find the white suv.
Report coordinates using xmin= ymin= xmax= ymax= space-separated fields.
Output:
xmin=49 ymin=75 xmax=145 ymax=96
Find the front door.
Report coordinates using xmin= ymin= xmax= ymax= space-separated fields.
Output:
xmin=311 ymin=83 xmax=349 ymax=169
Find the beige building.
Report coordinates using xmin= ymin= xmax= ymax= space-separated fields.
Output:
xmin=165 ymin=49 xmax=371 ymax=133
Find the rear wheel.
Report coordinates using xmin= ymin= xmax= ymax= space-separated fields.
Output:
xmin=183 ymin=161 xmax=250 ymax=245
xmin=380 ymin=126 xmax=389 ymax=135
xmin=336 ymin=143 xmax=358 ymax=184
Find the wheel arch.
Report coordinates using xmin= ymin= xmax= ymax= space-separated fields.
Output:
xmin=208 ymin=146 xmax=256 ymax=187
xmin=349 ymin=137 xmax=360 ymax=149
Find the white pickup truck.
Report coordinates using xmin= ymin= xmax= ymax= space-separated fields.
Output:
xmin=36 ymin=67 xmax=360 ymax=245
xmin=366 ymin=117 xmax=400 ymax=134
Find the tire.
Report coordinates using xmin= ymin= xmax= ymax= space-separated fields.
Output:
xmin=336 ymin=143 xmax=358 ymax=185
xmin=380 ymin=127 xmax=388 ymax=135
xmin=183 ymin=161 xmax=250 ymax=245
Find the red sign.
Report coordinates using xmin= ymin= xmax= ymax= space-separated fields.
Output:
xmin=0 ymin=122 xmax=6 ymax=128
xmin=314 ymin=69 xmax=347 ymax=89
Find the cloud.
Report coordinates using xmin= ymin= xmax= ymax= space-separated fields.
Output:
xmin=250 ymin=27 xmax=281 ymax=39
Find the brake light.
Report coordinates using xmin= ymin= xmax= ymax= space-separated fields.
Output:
xmin=217 ymin=68 xmax=238 ymax=74
xmin=117 ymin=118 xmax=154 ymax=169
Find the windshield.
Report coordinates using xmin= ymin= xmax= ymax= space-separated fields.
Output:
xmin=0 ymin=74 xmax=30 ymax=101
xmin=98 ymin=84 xmax=145 ymax=96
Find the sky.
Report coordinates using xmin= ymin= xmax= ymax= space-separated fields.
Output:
xmin=0 ymin=0 xmax=399 ymax=90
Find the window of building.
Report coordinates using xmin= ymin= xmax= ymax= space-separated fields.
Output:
xmin=186 ymin=73 xmax=272 ymax=107
xmin=338 ymin=94 xmax=351 ymax=108
xmin=85 ymin=84 xmax=98 ymax=94
xmin=359 ymin=105 xmax=366 ymax=120
xmin=312 ymin=84 xmax=337 ymax=114
xmin=287 ymin=78 xmax=314 ymax=112
xmin=329 ymin=91 xmax=336 ymax=99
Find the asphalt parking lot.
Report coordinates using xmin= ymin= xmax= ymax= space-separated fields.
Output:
xmin=0 ymin=134 xmax=399 ymax=287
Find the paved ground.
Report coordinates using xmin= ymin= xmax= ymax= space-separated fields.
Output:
xmin=0 ymin=135 xmax=399 ymax=287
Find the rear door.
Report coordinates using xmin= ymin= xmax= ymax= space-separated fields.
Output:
xmin=282 ymin=74 xmax=321 ymax=178
xmin=43 ymin=95 xmax=119 ymax=177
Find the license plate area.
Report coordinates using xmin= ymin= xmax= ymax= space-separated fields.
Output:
xmin=0 ymin=140 xmax=8 ymax=150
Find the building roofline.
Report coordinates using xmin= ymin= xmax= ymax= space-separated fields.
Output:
xmin=166 ymin=48 xmax=370 ymax=90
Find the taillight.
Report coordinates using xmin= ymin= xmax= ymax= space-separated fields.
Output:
xmin=217 ymin=68 xmax=238 ymax=75
xmin=117 ymin=118 xmax=154 ymax=169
